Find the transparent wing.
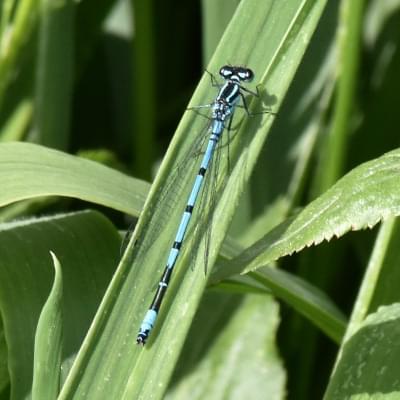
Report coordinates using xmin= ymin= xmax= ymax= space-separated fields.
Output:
xmin=179 ymin=113 xmax=235 ymax=275
xmin=120 ymin=116 xmax=213 ymax=259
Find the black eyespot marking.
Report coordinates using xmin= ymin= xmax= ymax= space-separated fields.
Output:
xmin=238 ymin=68 xmax=254 ymax=82
xmin=219 ymin=65 xmax=254 ymax=82
xmin=219 ymin=65 xmax=234 ymax=78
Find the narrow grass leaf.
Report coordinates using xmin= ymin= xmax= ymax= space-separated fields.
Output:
xmin=0 ymin=0 xmax=39 ymax=111
xmin=32 ymin=252 xmax=63 ymax=400
xmin=249 ymin=268 xmax=347 ymax=343
xmin=32 ymin=0 xmax=75 ymax=149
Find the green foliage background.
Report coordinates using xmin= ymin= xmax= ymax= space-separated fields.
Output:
xmin=1 ymin=0 xmax=400 ymax=399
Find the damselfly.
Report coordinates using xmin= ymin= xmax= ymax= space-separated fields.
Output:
xmin=137 ymin=65 xmax=262 ymax=345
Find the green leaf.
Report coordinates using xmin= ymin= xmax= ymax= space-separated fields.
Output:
xmin=32 ymin=252 xmax=63 ymax=400
xmin=57 ymin=1 xmax=328 ymax=399
xmin=0 ymin=99 xmax=32 ymax=142
xmin=32 ymin=0 xmax=75 ymax=149
xmin=212 ymin=148 xmax=400 ymax=280
xmin=324 ymin=304 xmax=400 ymax=400
xmin=316 ymin=0 xmax=365 ymax=193
xmin=0 ymin=142 xmax=149 ymax=216
xmin=0 ymin=211 xmax=120 ymax=399
xmin=326 ymin=218 xmax=400 ymax=398
xmin=201 ymin=0 xmax=240 ymax=64
xmin=344 ymin=218 xmax=399 ymax=339
xmin=215 ymin=237 xmax=346 ymax=343
xmin=0 ymin=0 xmax=39 ymax=111
xmin=367 ymin=219 xmax=400 ymax=311
xmin=0 ymin=318 xmax=9 ymax=395
xmin=166 ymin=293 xmax=285 ymax=399
xmin=248 ymin=268 xmax=347 ymax=343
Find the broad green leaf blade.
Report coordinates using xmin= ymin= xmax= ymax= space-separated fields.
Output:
xmin=249 ymin=268 xmax=347 ymax=343
xmin=0 ymin=142 xmax=149 ymax=216
xmin=324 ymin=304 xmax=400 ymax=399
xmin=201 ymin=0 xmax=240 ymax=64
xmin=166 ymin=293 xmax=285 ymax=400
xmin=32 ymin=252 xmax=63 ymax=400
xmin=212 ymin=148 xmax=400 ymax=281
xmin=0 ymin=211 xmax=120 ymax=400
xmin=58 ymin=1 xmax=328 ymax=399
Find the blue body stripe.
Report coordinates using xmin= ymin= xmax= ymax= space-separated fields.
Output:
xmin=166 ymin=248 xmax=179 ymax=268
xmin=141 ymin=310 xmax=157 ymax=332
xmin=188 ymin=175 xmax=204 ymax=206
xmin=175 ymin=212 xmax=191 ymax=242
xmin=212 ymin=121 xmax=224 ymax=134
xmin=203 ymin=139 xmax=218 ymax=164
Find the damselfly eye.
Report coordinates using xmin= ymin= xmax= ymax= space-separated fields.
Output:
xmin=219 ymin=66 xmax=233 ymax=78
xmin=238 ymin=68 xmax=254 ymax=82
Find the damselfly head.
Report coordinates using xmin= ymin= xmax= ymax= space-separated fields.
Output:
xmin=219 ymin=65 xmax=254 ymax=82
